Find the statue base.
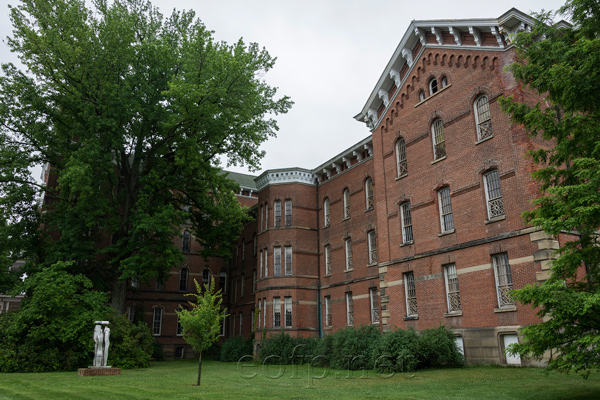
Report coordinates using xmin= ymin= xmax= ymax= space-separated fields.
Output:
xmin=78 ymin=367 xmax=121 ymax=376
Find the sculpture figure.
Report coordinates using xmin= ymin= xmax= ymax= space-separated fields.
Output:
xmin=102 ymin=326 xmax=110 ymax=367
xmin=93 ymin=324 xmax=104 ymax=367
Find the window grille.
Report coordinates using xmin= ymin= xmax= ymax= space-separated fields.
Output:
xmin=284 ymin=246 xmax=292 ymax=275
xmin=345 ymin=239 xmax=353 ymax=270
xmin=366 ymin=178 xmax=374 ymax=209
xmin=401 ymin=202 xmax=414 ymax=243
xmin=368 ymin=231 xmax=377 ymax=264
xmin=484 ymin=170 xmax=504 ymax=218
xmin=273 ymin=297 xmax=281 ymax=328
xmin=284 ymin=297 xmax=292 ymax=328
xmin=432 ymin=119 xmax=446 ymax=160
xmin=346 ymin=292 xmax=354 ymax=326
xmin=274 ymin=247 xmax=281 ymax=276
xmin=274 ymin=200 xmax=281 ymax=228
xmin=396 ymin=139 xmax=408 ymax=177
xmin=493 ymin=253 xmax=514 ymax=307
xmin=285 ymin=199 xmax=292 ymax=226
xmin=438 ymin=187 xmax=454 ymax=232
xmin=370 ymin=288 xmax=380 ymax=324
xmin=325 ymin=296 xmax=332 ymax=327
xmin=404 ymin=272 xmax=418 ymax=316
xmin=475 ymin=95 xmax=493 ymax=140
xmin=324 ymin=198 xmax=330 ymax=227
xmin=343 ymin=189 xmax=351 ymax=218
xmin=444 ymin=264 xmax=461 ymax=312
xmin=325 ymin=245 xmax=332 ymax=275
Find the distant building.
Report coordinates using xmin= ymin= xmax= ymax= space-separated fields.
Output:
xmin=130 ymin=8 xmax=563 ymax=365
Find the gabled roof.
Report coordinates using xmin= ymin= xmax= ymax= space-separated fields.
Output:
xmin=354 ymin=8 xmax=536 ymax=132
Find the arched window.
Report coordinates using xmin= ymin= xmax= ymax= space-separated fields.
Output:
xmin=474 ymin=95 xmax=492 ymax=140
xmin=419 ymin=90 xmax=426 ymax=101
xmin=431 ymin=119 xmax=446 ymax=160
xmin=484 ymin=170 xmax=504 ymax=219
xmin=438 ymin=187 xmax=454 ymax=233
xmin=365 ymin=178 xmax=374 ymax=210
xmin=182 ymin=230 xmax=190 ymax=253
xmin=429 ymin=78 xmax=438 ymax=95
xmin=202 ymin=269 xmax=211 ymax=287
xmin=441 ymin=76 xmax=448 ymax=88
xmin=368 ymin=230 xmax=377 ymax=264
xmin=396 ymin=138 xmax=407 ymax=177
xmin=324 ymin=198 xmax=330 ymax=227
xmin=179 ymin=268 xmax=189 ymax=291
xmin=343 ymin=189 xmax=350 ymax=219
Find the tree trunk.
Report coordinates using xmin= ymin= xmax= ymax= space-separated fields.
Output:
xmin=197 ymin=350 xmax=203 ymax=386
xmin=111 ymin=278 xmax=127 ymax=314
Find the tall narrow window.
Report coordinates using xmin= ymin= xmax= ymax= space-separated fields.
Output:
xmin=260 ymin=205 xmax=264 ymax=232
xmin=265 ymin=202 xmax=269 ymax=229
xmin=493 ymin=253 xmax=514 ymax=307
xmin=252 ymin=270 xmax=256 ymax=293
xmin=396 ymin=138 xmax=408 ymax=177
xmin=263 ymin=249 xmax=268 ymax=277
xmin=400 ymin=202 xmax=413 ymax=243
xmin=274 ymin=247 xmax=281 ymax=276
xmin=438 ymin=187 xmax=454 ymax=232
xmin=219 ymin=271 xmax=227 ymax=293
xmin=241 ymin=274 xmax=245 ymax=296
xmin=273 ymin=297 xmax=281 ymax=328
xmin=220 ymin=313 xmax=226 ymax=336
xmin=234 ymin=278 xmax=237 ymax=302
xmin=127 ymin=306 xmax=136 ymax=322
xmin=202 ymin=269 xmax=210 ymax=287
xmin=284 ymin=296 xmax=292 ymax=328
xmin=346 ymin=292 xmax=354 ymax=326
xmin=368 ymin=230 xmax=377 ymax=264
xmin=284 ymin=246 xmax=292 ymax=275
xmin=441 ymin=76 xmax=448 ymax=88
xmin=432 ymin=119 xmax=446 ymax=160
xmin=258 ymin=300 xmax=262 ymax=329
xmin=259 ymin=250 xmax=263 ymax=278
xmin=285 ymin=199 xmax=292 ymax=227
xmin=324 ymin=198 xmax=330 ymax=227
xmin=419 ymin=90 xmax=426 ymax=101
xmin=345 ymin=238 xmax=353 ymax=271
xmin=239 ymin=312 xmax=243 ymax=335
xmin=343 ymin=189 xmax=351 ymax=219
xmin=429 ymin=78 xmax=438 ymax=95
xmin=182 ymin=230 xmax=191 ymax=253
xmin=177 ymin=313 xmax=184 ymax=336
xmin=444 ymin=263 xmax=461 ymax=313
xmin=152 ymin=308 xmax=163 ymax=336
xmin=263 ymin=298 xmax=267 ymax=328
xmin=179 ymin=268 xmax=189 ymax=291
xmin=325 ymin=245 xmax=332 ymax=276
xmin=365 ymin=178 xmax=374 ymax=210
xmin=484 ymin=170 xmax=504 ymax=219
xmin=274 ymin=200 xmax=282 ymax=228
xmin=404 ymin=272 xmax=417 ymax=316
xmin=241 ymin=239 xmax=245 ymax=260
xmin=475 ymin=95 xmax=493 ymax=140
xmin=370 ymin=288 xmax=380 ymax=324
xmin=325 ymin=295 xmax=332 ymax=327
xmin=253 ymin=234 xmax=257 ymax=257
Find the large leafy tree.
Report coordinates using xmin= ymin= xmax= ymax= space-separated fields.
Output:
xmin=499 ymin=0 xmax=600 ymax=377
xmin=0 ymin=0 xmax=291 ymax=312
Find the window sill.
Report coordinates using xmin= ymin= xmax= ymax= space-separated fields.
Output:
xmin=364 ymin=207 xmax=374 ymax=213
xmin=431 ymin=156 xmax=447 ymax=165
xmin=342 ymin=217 xmax=350 ymax=222
xmin=400 ymin=241 xmax=414 ymax=247
xmin=475 ymin=135 xmax=494 ymax=145
xmin=485 ymin=215 xmax=506 ymax=224
xmin=438 ymin=229 xmax=455 ymax=237
xmin=414 ymin=83 xmax=452 ymax=107
xmin=323 ymin=224 xmax=330 ymax=229
xmin=494 ymin=305 xmax=517 ymax=313
xmin=324 ymin=273 xmax=332 ymax=278
xmin=367 ymin=262 xmax=378 ymax=267
xmin=403 ymin=315 xmax=419 ymax=321
xmin=395 ymin=173 xmax=408 ymax=181
xmin=345 ymin=269 xmax=353 ymax=273
xmin=444 ymin=311 xmax=463 ymax=317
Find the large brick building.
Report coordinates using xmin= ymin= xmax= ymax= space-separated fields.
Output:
xmin=129 ymin=8 xmax=564 ymax=365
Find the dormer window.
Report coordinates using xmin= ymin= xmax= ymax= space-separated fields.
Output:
xmin=429 ymin=78 xmax=438 ymax=95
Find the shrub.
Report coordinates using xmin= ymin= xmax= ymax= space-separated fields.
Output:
xmin=106 ymin=313 xmax=154 ymax=369
xmin=220 ymin=336 xmax=253 ymax=362
xmin=259 ymin=332 xmax=316 ymax=365
xmin=371 ymin=327 xmax=420 ymax=372
xmin=329 ymin=325 xmax=381 ymax=370
xmin=417 ymin=325 xmax=464 ymax=369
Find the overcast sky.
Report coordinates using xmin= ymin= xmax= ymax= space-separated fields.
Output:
xmin=0 ymin=0 xmax=567 ymax=177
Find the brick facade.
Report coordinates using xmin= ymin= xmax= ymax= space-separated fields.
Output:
xmin=128 ymin=9 xmax=559 ymax=365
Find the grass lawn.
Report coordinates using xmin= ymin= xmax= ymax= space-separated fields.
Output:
xmin=1 ymin=360 xmax=600 ymax=400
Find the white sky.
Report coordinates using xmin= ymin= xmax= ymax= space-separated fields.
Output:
xmin=0 ymin=0 xmax=567 ymax=176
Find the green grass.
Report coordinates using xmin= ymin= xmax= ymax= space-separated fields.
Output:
xmin=1 ymin=360 xmax=600 ymax=399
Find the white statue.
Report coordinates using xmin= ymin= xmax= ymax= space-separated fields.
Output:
xmin=92 ymin=321 xmax=111 ymax=368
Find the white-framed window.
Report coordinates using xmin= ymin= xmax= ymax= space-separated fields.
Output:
xmin=441 ymin=76 xmax=448 ymax=88
xmin=493 ymin=253 xmax=514 ymax=307
xmin=432 ymin=119 xmax=446 ymax=160
xmin=273 ymin=297 xmax=281 ymax=328
xmin=258 ymin=300 xmax=262 ymax=329
xmin=444 ymin=263 xmax=461 ymax=313
xmin=368 ymin=230 xmax=377 ymax=264
xmin=241 ymin=274 xmax=245 ymax=296
xmin=370 ymin=288 xmax=380 ymax=324
xmin=396 ymin=138 xmax=407 ymax=177
xmin=484 ymin=170 xmax=504 ymax=219
xmin=343 ymin=188 xmax=351 ymax=219
xmin=152 ymin=307 xmax=163 ymax=336
xmin=263 ymin=249 xmax=268 ymax=277
xmin=400 ymin=202 xmax=413 ymax=243
xmin=404 ymin=272 xmax=417 ymax=316
xmin=219 ymin=271 xmax=227 ymax=293
xmin=284 ymin=246 xmax=292 ymax=275
xmin=438 ymin=187 xmax=454 ymax=232
xmin=346 ymin=292 xmax=354 ymax=326
xmin=325 ymin=245 xmax=332 ymax=276
xmin=324 ymin=197 xmax=330 ymax=227
xmin=345 ymin=238 xmax=353 ymax=271
xmin=325 ymin=295 xmax=332 ymax=327
xmin=419 ymin=90 xmax=426 ymax=101
xmin=259 ymin=250 xmax=263 ymax=278
xmin=365 ymin=178 xmax=374 ymax=210
xmin=265 ymin=202 xmax=269 ymax=229
xmin=285 ymin=199 xmax=292 ymax=227
xmin=127 ymin=306 xmax=136 ymax=322
xmin=260 ymin=205 xmax=264 ymax=232
xmin=176 ymin=313 xmax=184 ymax=336
xmin=202 ymin=269 xmax=210 ymax=287
xmin=182 ymin=230 xmax=191 ymax=253
xmin=220 ymin=313 xmax=226 ymax=336
xmin=274 ymin=247 xmax=281 ymax=276
xmin=474 ymin=95 xmax=492 ymax=140
xmin=179 ymin=268 xmax=189 ymax=291
xmin=274 ymin=200 xmax=282 ymax=228
xmin=284 ymin=296 xmax=292 ymax=328
xmin=429 ymin=78 xmax=438 ymax=95
xmin=263 ymin=298 xmax=266 ymax=328
xmin=239 ymin=312 xmax=243 ymax=335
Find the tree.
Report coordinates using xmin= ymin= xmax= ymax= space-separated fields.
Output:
xmin=499 ymin=0 xmax=600 ymax=377
xmin=0 ymin=0 xmax=291 ymax=311
xmin=177 ymin=278 xmax=226 ymax=386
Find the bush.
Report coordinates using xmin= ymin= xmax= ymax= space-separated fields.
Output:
xmin=259 ymin=332 xmax=316 ymax=365
xmin=371 ymin=327 xmax=420 ymax=372
xmin=106 ymin=313 xmax=154 ymax=369
xmin=417 ymin=325 xmax=464 ymax=369
xmin=220 ymin=336 xmax=253 ymax=362
xmin=329 ymin=325 xmax=381 ymax=370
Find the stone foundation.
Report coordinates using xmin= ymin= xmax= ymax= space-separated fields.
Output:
xmin=78 ymin=367 xmax=121 ymax=376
